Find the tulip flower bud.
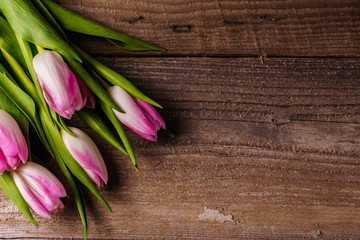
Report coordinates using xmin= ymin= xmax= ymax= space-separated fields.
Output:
xmin=33 ymin=50 xmax=95 ymax=119
xmin=61 ymin=127 xmax=108 ymax=188
xmin=11 ymin=162 xmax=66 ymax=219
xmin=0 ymin=109 xmax=28 ymax=174
xmin=108 ymin=86 xmax=165 ymax=141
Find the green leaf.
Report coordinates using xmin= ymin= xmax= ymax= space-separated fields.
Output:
xmin=57 ymin=114 xmax=76 ymax=137
xmin=73 ymin=45 xmax=162 ymax=108
xmin=53 ymin=156 xmax=88 ymax=238
xmin=106 ymin=38 xmax=164 ymax=52
xmin=41 ymin=0 xmax=165 ymax=52
xmin=0 ymin=0 xmax=81 ymax=61
xmin=0 ymin=84 xmax=30 ymax=146
xmin=0 ymin=62 xmax=53 ymax=157
xmin=48 ymin=108 xmax=76 ymax=137
xmin=31 ymin=0 xmax=68 ymax=41
xmin=0 ymin=91 xmax=29 ymax=134
xmin=15 ymin=35 xmax=49 ymax=110
xmin=65 ymin=56 xmax=123 ymax=113
xmin=77 ymin=108 xmax=128 ymax=155
xmin=100 ymin=101 xmax=138 ymax=171
xmin=0 ymin=71 xmax=37 ymax=129
xmin=0 ymin=48 xmax=38 ymax=99
xmin=0 ymin=172 xmax=38 ymax=226
xmin=40 ymin=109 xmax=113 ymax=213
xmin=72 ymin=177 xmax=88 ymax=239
xmin=0 ymin=16 xmax=26 ymax=68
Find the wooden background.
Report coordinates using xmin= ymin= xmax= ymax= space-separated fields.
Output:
xmin=1 ymin=0 xmax=360 ymax=239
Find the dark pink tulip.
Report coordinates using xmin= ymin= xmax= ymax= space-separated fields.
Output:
xmin=0 ymin=110 xmax=28 ymax=174
xmin=33 ymin=50 xmax=95 ymax=119
xmin=108 ymin=86 xmax=165 ymax=141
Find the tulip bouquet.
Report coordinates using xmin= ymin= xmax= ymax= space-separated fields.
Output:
xmin=0 ymin=0 xmax=167 ymax=237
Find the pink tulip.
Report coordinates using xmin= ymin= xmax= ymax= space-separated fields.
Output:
xmin=0 ymin=110 xmax=28 ymax=174
xmin=61 ymin=127 xmax=108 ymax=188
xmin=108 ymin=86 xmax=165 ymax=141
xmin=11 ymin=162 xmax=66 ymax=219
xmin=33 ymin=50 xmax=95 ymax=119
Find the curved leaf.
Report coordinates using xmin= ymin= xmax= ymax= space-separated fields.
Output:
xmin=40 ymin=110 xmax=112 ymax=213
xmin=0 ymin=16 xmax=26 ymax=68
xmin=0 ymin=0 xmax=81 ymax=61
xmin=0 ymin=172 xmax=38 ymax=226
xmin=65 ymin=56 xmax=123 ymax=113
xmin=15 ymin=35 xmax=49 ymax=110
xmin=0 ymin=72 xmax=37 ymax=130
xmin=53 ymin=156 xmax=88 ymax=238
xmin=73 ymin=45 xmax=162 ymax=108
xmin=41 ymin=0 xmax=165 ymax=52
xmin=0 ymin=61 xmax=53 ymax=156
xmin=100 ymin=101 xmax=138 ymax=171
xmin=31 ymin=0 xmax=68 ymax=40
xmin=77 ymin=108 xmax=128 ymax=155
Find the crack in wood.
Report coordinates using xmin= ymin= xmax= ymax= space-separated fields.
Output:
xmin=128 ymin=16 xmax=144 ymax=24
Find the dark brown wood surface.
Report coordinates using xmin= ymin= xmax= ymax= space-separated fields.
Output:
xmin=0 ymin=0 xmax=360 ymax=239
xmin=61 ymin=0 xmax=360 ymax=57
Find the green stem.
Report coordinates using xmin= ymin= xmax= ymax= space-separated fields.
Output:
xmin=0 ymin=48 xmax=38 ymax=102
xmin=36 ymin=45 xmax=45 ymax=52
xmin=91 ymin=70 xmax=111 ymax=89
xmin=15 ymin=35 xmax=48 ymax=110
xmin=100 ymin=100 xmax=138 ymax=171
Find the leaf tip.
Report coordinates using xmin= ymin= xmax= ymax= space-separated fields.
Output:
xmin=152 ymin=102 xmax=163 ymax=109
xmin=164 ymin=129 xmax=174 ymax=138
xmin=84 ymin=227 xmax=88 ymax=240
xmin=30 ymin=218 xmax=39 ymax=227
xmin=109 ymin=207 xmax=114 ymax=214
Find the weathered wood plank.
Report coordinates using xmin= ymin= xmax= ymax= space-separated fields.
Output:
xmin=0 ymin=57 xmax=360 ymax=239
xmin=56 ymin=0 xmax=360 ymax=57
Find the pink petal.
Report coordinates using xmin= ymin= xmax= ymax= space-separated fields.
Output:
xmin=42 ymin=88 xmax=72 ymax=119
xmin=0 ymin=149 xmax=7 ymax=174
xmin=51 ymin=200 xmax=64 ymax=213
xmin=0 ymin=110 xmax=28 ymax=169
xmin=33 ymin=51 xmax=80 ymax=119
xmin=136 ymin=99 xmax=166 ymax=130
xmin=85 ymin=95 xmax=96 ymax=109
xmin=25 ymin=181 xmax=61 ymax=212
xmin=61 ymin=128 xmax=108 ymax=187
xmin=126 ymin=126 xmax=158 ymax=142
xmin=12 ymin=172 xmax=51 ymax=219
xmin=17 ymin=162 xmax=66 ymax=198
xmin=108 ymin=86 xmax=157 ymax=136
xmin=77 ymin=77 xmax=95 ymax=109
xmin=5 ymin=156 xmax=21 ymax=171
xmin=83 ymin=168 xmax=103 ymax=188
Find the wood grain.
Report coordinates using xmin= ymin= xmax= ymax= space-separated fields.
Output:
xmin=1 ymin=57 xmax=360 ymax=239
xmin=56 ymin=0 xmax=360 ymax=57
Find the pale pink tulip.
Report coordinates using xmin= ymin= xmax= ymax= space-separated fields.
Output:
xmin=11 ymin=162 xmax=66 ymax=219
xmin=108 ymin=86 xmax=165 ymax=141
xmin=61 ymin=127 xmax=108 ymax=188
xmin=33 ymin=50 xmax=95 ymax=119
xmin=0 ymin=109 xmax=28 ymax=174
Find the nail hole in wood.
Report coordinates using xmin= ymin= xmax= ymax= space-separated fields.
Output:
xmin=258 ymin=15 xmax=278 ymax=22
xmin=172 ymin=25 xmax=192 ymax=33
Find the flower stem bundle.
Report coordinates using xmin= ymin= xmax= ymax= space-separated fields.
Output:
xmin=0 ymin=0 xmax=167 ymax=237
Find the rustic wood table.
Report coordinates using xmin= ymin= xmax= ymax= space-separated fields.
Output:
xmin=1 ymin=0 xmax=360 ymax=239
